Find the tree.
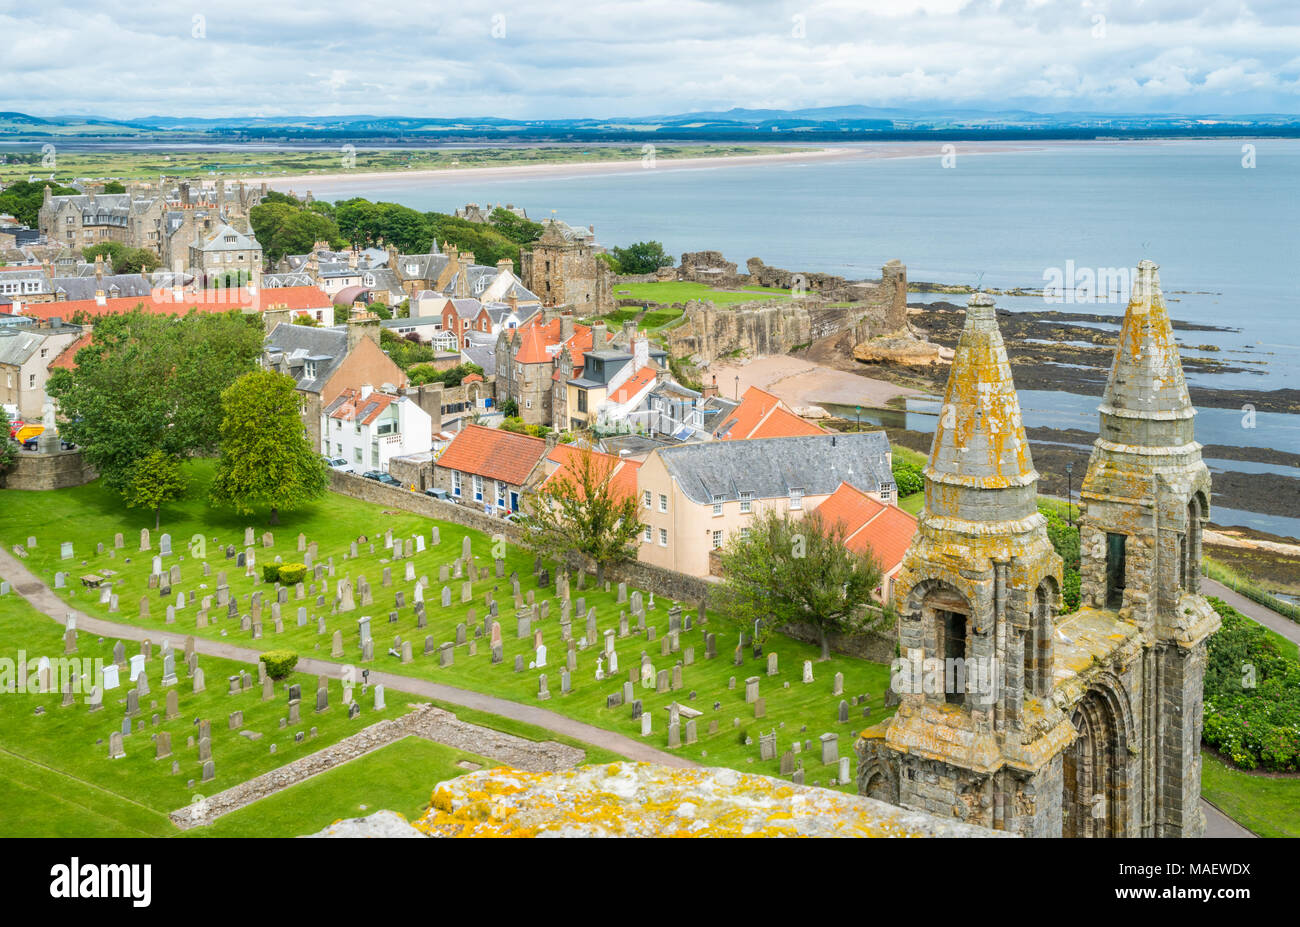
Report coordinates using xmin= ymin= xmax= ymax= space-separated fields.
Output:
xmin=46 ymin=309 xmax=263 ymax=494
xmin=209 ymin=370 xmax=328 ymax=525
xmin=124 ymin=450 xmax=188 ymax=530
xmin=102 ymin=181 xmax=126 ymax=194
xmin=488 ymin=207 xmax=544 ymax=245
xmin=0 ymin=405 xmax=15 ymax=474
xmin=610 ymin=241 xmax=673 ymax=275
xmin=716 ymin=509 xmax=884 ymax=660
xmin=0 ymin=180 xmax=80 ymax=227
xmin=517 ymin=446 xmax=641 ymax=584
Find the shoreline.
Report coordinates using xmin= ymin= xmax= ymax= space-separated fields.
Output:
xmin=251 ymin=141 xmax=1047 ymax=191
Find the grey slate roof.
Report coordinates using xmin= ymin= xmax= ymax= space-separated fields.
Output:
xmin=460 ymin=329 xmax=498 ymax=377
xmin=51 ymin=274 xmax=156 ymax=301
xmin=0 ymin=328 xmax=46 ymax=366
xmin=263 ymin=323 xmax=348 ymax=394
xmin=656 ymin=431 xmax=892 ymax=505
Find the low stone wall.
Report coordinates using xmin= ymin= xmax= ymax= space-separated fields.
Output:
xmin=0 ymin=448 xmax=97 ymax=491
xmin=782 ymin=621 xmax=898 ymax=664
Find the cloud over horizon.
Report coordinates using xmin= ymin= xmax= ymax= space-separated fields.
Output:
xmin=5 ymin=0 xmax=1299 ymax=119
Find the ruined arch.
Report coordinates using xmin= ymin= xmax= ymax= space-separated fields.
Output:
xmin=906 ymin=578 xmax=971 ymax=706
xmin=1183 ymin=490 xmax=1207 ymax=594
xmin=858 ymin=760 xmax=899 ymax=806
xmin=1062 ymin=677 xmax=1135 ymax=838
xmin=1027 ymin=576 xmax=1058 ymax=698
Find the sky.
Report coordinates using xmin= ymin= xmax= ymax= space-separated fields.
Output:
xmin=4 ymin=0 xmax=1300 ymax=119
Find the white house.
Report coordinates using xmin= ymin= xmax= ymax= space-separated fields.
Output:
xmin=320 ymin=384 xmax=433 ymax=473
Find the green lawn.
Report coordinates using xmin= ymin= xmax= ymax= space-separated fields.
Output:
xmin=0 ymin=591 xmax=425 ymax=836
xmin=0 ymin=460 xmax=895 ymax=795
xmin=183 ymin=736 xmax=488 ymax=837
xmin=1200 ymin=750 xmax=1300 ymax=838
xmin=610 ymin=281 xmax=796 ymax=307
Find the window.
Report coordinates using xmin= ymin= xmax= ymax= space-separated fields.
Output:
xmin=644 ymin=525 xmax=652 ymax=543
xmin=739 ymin=527 xmax=750 ymax=541
xmin=658 ymin=493 xmax=668 ymax=513
xmin=711 ymin=529 xmax=723 ymax=550
xmin=335 ymin=443 xmax=342 ymax=456
xmin=879 ymin=482 xmax=894 ymax=503
xmin=789 ymin=487 xmax=803 ymax=510
xmin=738 ymin=491 xmax=753 ymax=513
xmin=643 ymin=490 xmax=651 ymax=509
xmin=354 ymin=447 xmax=363 ymax=463
xmin=452 ymin=471 xmax=462 ymax=496
xmin=525 ymin=399 xmax=532 ymax=410
xmin=658 ymin=528 xmax=668 ymax=547
xmin=577 ymin=389 xmax=587 ymax=414
xmin=28 ymin=374 xmax=35 ymax=388
xmin=472 ymin=474 xmax=483 ymax=502
xmin=712 ymin=494 xmax=724 ymax=517
xmin=496 ymin=481 xmax=506 ymax=509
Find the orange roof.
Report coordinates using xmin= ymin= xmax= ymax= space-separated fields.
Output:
xmin=327 ymin=388 xmax=398 ymax=426
xmin=48 ymin=332 xmax=92 ymax=371
xmin=816 ymin=481 xmax=917 ymax=571
xmin=609 ymin=365 xmax=657 ymax=404
xmin=713 ymin=385 xmax=824 ymax=440
xmin=461 ymin=373 xmax=483 ymax=384
xmin=541 ymin=443 xmax=641 ymax=501
xmin=507 ymin=313 xmax=610 ymax=365
xmin=11 ymin=285 xmax=331 ymax=322
xmin=436 ymin=423 xmax=547 ymax=486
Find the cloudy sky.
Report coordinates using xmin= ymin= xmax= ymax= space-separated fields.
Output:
xmin=5 ymin=0 xmax=1299 ymax=119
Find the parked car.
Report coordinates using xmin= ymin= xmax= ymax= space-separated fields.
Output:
xmin=323 ymin=457 xmax=351 ymax=472
xmin=375 ymin=473 xmax=401 ymax=486
xmin=360 ymin=470 xmax=385 ymax=481
xmin=424 ymin=487 xmax=449 ymax=500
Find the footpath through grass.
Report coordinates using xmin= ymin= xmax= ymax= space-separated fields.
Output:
xmin=1 ymin=461 xmax=895 ymax=799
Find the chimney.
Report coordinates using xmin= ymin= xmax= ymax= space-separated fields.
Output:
xmin=633 ymin=334 xmax=649 ymax=369
xmin=263 ymin=307 xmax=291 ymax=334
xmin=360 ymin=383 xmax=373 ymax=400
xmin=180 ymin=181 xmax=190 ymax=205
xmin=496 ymin=258 xmax=512 ymax=274
xmin=348 ymin=247 xmax=358 ymax=270
xmin=560 ymin=312 xmax=574 ymax=342
xmin=94 ymin=254 xmax=104 ymax=283
xmin=508 ymin=293 xmax=519 ymax=315
xmin=592 ymin=321 xmax=606 ymax=347
xmin=346 ymin=309 xmax=381 ymax=353
xmin=43 ymin=185 xmax=52 ymax=206
xmin=701 ymin=374 xmax=719 ymax=400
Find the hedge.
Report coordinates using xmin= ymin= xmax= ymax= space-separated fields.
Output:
xmin=260 ymin=650 xmax=299 ymax=680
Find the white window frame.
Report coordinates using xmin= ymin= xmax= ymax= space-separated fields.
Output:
xmin=643 ymin=490 xmax=651 ymax=509
xmin=711 ymin=529 xmax=723 ymax=550
xmin=472 ymin=474 xmax=484 ymax=502
xmin=452 ymin=471 xmax=462 ymax=496
xmin=789 ymin=487 xmax=803 ymax=511
xmin=712 ymin=494 xmax=724 ymax=517
xmin=658 ymin=528 xmax=668 ymax=547
xmin=658 ymin=493 xmax=668 ymax=513
xmin=739 ymin=491 xmax=753 ymax=514
xmin=644 ymin=525 xmax=652 ymax=543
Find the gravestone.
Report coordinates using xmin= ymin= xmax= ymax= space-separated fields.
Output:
xmin=745 ymin=676 xmax=760 ymax=704
xmin=820 ymin=733 xmax=839 ymax=765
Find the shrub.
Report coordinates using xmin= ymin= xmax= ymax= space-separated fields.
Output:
xmin=261 ymin=563 xmax=281 ymax=583
xmin=260 ymin=650 xmax=299 ymax=680
xmin=891 ymin=462 xmax=924 ymax=497
xmin=277 ymin=562 xmax=306 ymax=585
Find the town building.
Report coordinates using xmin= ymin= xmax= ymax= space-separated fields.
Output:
xmin=856 ymin=269 xmax=1219 ymax=838
xmin=519 ymin=219 xmax=613 ymax=314
xmin=635 ymin=431 xmax=894 ymax=577
xmin=815 ymin=480 xmax=918 ymax=603
xmin=0 ymin=318 xmax=84 ymax=420
xmin=321 ymin=384 xmax=432 ymax=473
xmin=430 ymin=423 xmax=549 ymax=513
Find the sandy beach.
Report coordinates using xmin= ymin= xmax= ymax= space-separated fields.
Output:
xmin=249 ymin=141 xmax=1045 ymax=193
xmin=702 ymin=353 xmax=920 ymax=413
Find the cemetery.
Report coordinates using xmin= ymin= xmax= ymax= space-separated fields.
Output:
xmin=0 ymin=465 xmax=897 ymax=835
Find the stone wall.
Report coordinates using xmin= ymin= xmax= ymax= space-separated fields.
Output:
xmin=0 ymin=448 xmax=97 ymax=490
xmin=664 ymin=261 xmax=908 ymax=366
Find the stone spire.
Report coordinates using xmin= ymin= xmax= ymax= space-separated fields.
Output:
xmin=1097 ymin=259 xmax=1195 ymax=450
xmin=925 ymin=293 xmax=1038 ymax=524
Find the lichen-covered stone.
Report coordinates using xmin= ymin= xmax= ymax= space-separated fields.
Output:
xmin=410 ymin=762 xmax=1010 ymax=838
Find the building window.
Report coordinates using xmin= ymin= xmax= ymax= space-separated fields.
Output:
xmin=739 ymin=527 xmax=751 ymax=541
xmin=472 ymin=474 xmax=483 ymax=502
xmin=354 ymin=448 xmax=363 ymax=464
xmin=28 ymin=374 xmax=35 ymax=388
xmin=658 ymin=528 xmax=668 ymax=547
xmin=789 ymin=487 xmax=803 ymax=510
xmin=335 ymin=443 xmax=342 ymax=456
xmin=712 ymin=494 xmax=724 ymax=517
xmin=644 ymin=525 xmax=652 ymax=543
xmin=739 ymin=491 xmax=753 ymax=514
xmin=496 ymin=482 xmax=506 ymax=509
xmin=712 ymin=529 xmax=723 ymax=550
xmin=577 ymin=389 xmax=587 ymax=414
xmin=658 ymin=493 xmax=668 ymax=513
xmin=643 ymin=490 xmax=651 ymax=509
xmin=879 ymin=482 xmax=893 ymax=503
xmin=452 ymin=471 xmax=462 ymax=496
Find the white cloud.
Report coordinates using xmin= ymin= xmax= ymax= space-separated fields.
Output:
xmin=2 ymin=0 xmax=1298 ymax=117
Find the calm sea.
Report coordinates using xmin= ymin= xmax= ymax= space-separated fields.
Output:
xmin=291 ymin=140 xmax=1300 ymax=534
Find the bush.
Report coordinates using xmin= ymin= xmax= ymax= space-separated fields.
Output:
xmin=277 ymin=562 xmax=306 ymax=585
xmin=260 ymin=650 xmax=299 ymax=680
xmin=891 ymin=462 xmax=924 ymax=497
xmin=1202 ymin=597 xmax=1300 ymax=771
xmin=261 ymin=563 xmax=281 ymax=583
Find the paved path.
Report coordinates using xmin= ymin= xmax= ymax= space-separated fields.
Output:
xmin=0 ymin=549 xmax=698 ymax=770
xmin=1201 ymin=798 xmax=1256 ymax=838
xmin=1203 ymin=578 xmax=1300 ymax=647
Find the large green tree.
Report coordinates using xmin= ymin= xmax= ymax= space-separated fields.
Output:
xmin=124 ymin=449 xmax=188 ymax=530
xmin=716 ymin=508 xmax=884 ymax=660
xmin=610 ymin=240 xmax=673 ymax=275
xmin=518 ymin=447 xmax=641 ymax=584
xmin=46 ymin=309 xmax=263 ymax=494
xmin=0 ymin=180 xmax=80 ymax=227
xmin=249 ymin=200 xmax=345 ymax=263
xmin=0 ymin=405 xmax=16 ymax=474
xmin=83 ymin=241 xmax=160 ymax=274
xmin=209 ymin=370 xmax=328 ymax=525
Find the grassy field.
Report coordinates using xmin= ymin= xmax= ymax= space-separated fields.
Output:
xmin=1200 ymin=751 xmax=1300 ymax=838
xmin=610 ymin=281 xmax=797 ymax=307
xmin=0 ymin=461 xmax=895 ymax=798
xmin=0 ymin=145 xmax=810 ymax=185
xmin=182 ymin=737 xmax=487 ymax=837
xmin=0 ymin=591 xmax=425 ymax=836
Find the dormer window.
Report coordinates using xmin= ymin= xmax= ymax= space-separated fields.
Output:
xmin=789 ymin=487 xmax=803 ymax=511
xmin=304 ymin=360 xmax=317 ymax=379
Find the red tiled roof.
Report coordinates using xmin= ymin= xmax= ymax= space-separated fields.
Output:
xmin=507 ymin=313 xmax=610 ymax=365
xmin=48 ymin=332 xmax=93 ymax=371
xmin=541 ymin=444 xmax=641 ymax=501
xmin=461 ymin=373 xmax=483 ymax=384
xmin=436 ymin=423 xmax=547 ymax=486
xmin=609 ymin=365 xmax=657 ymax=404
xmin=327 ymin=388 xmax=398 ymax=426
xmin=816 ymin=481 xmax=917 ymax=571
xmin=9 ymin=285 xmax=331 ymax=321
xmin=713 ymin=385 xmax=824 ymax=440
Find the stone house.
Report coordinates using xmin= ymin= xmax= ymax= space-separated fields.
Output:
xmin=856 ymin=268 xmax=1218 ymax=838
xmin=635 ymin=431 xmax=895 ymax=577
xmin=0 ymin=319 xmax=84 ymax=420
xmin=430 ymin=423 xmax=548 ymax=514
xmin=520 ymin=220 xmax=613 ymax=314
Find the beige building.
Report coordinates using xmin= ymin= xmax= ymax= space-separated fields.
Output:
xmin=0 ymin=319 xmax=84 ymax=420
xmin=635 ymin=431 xmax=895 ymax=577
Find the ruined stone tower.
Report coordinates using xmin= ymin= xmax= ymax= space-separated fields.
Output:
xmin=858 ymin=267 xmax=1218 ymax=838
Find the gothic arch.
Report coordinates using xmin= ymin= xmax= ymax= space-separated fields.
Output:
xmin=859 ymin=760 xmax=899 ymax=806
xmin=1027 ymin=577 xmax=1058 ymax=698
xmin=905 ymin=578 xmax=971 ymax=706
xmin=1183 ymin=490 xmax=1207 ymax=594
xmin=1062 ymin=676 xmax=1135 ymax=838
